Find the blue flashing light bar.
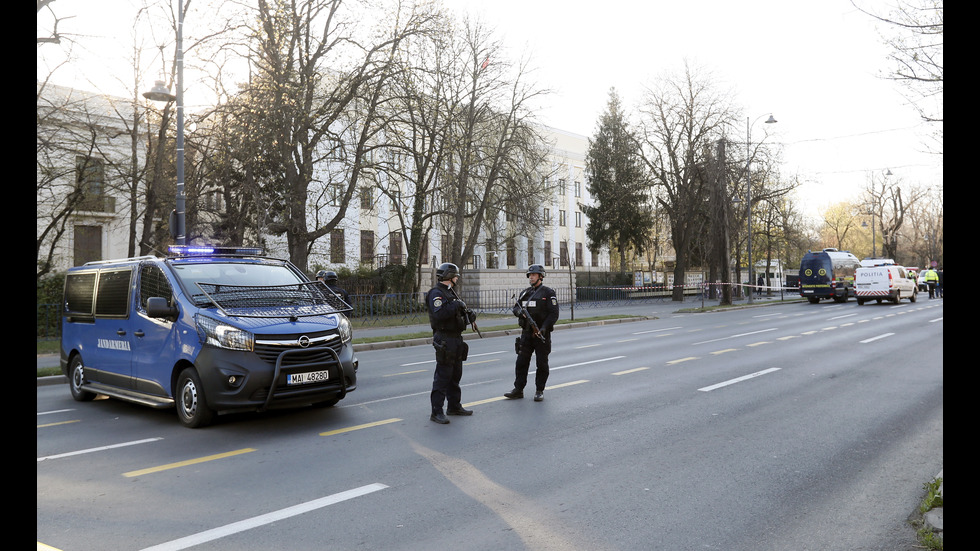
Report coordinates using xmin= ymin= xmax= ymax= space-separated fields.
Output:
xmin=168 ymin=245 xmax=265 ymax=256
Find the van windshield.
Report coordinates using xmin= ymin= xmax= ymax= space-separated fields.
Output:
xmin=172 ymin=262 xmax=303 ymax=303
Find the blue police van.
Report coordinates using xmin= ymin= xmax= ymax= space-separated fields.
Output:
xmin=60 ymin=246 xmax=357 ymax=427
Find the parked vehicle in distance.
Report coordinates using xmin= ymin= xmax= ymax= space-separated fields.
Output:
xmin=854 ymin=259 xmax=918 ymax=305
xmin=799 ymin=249 xmax=861 ymax=303
xmin=61 ymin=246 xmax=357 ymax=427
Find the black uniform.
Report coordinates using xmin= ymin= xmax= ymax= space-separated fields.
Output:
xmin=426 ymin=282 xmax=469 ymax=415
xmin=512 ymin=282 xmax=560 ymax=393
xmin=325 ymin=283 xmax=353 ymax=317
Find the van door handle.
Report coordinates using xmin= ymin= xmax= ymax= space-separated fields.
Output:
xmin=116 ymin=329 xmax=127 ymax=336
xmin=134 ymin=330 xmax=145 ymax=337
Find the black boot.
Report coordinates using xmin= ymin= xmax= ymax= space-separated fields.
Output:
xmin=504 ymin=389 xmax=524 ymax=399
xmin=430 ymin=411 xmax=450 ymax=424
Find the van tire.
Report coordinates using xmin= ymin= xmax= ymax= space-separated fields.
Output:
xmin=910 ymin=290 xmax=917 ymax=303
xmin=176 ymin=368 xmax=215 ymax=428
xmin=807 ymin=297 xmax=820 ymax=304
xmin=68 ymin=355 xmax=96 ymax=402
xmin=857 ymin=298 xmax=866 ymax=305
xmin=892 ymin=291 xmax=901 ymax=304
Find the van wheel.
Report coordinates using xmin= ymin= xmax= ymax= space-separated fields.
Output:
xmin=68 ymin=355 xmax=95 ymax=402
xmin=857 ymin=298 xmax=865 ymax=306
xmin=807 ymin=297 xmax=819 ymax=304
xmin=910 ymin=291 xmax=917 ymax=303
xmin=176 ymin=368 xmax=215 ymax=428
xmin=892 ymin=291 xmax=901 ymax=304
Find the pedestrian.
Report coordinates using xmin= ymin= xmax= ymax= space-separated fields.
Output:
xmin=936 ymin=268 xmax=943 ymax=298
xmin=923 ymin=267 xmax=939 ymax=299
xmin=505 ymin=264 xmax=560 ymax=402
xmin=756 ymin=274 xmax=764 ymax=297
xmin=317 ymin=270 xmax=353 ymax=317
xmin=425 ymin=263 xmax=476 ymax=424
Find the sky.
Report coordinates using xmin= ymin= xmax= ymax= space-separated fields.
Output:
xmin=38 ymin=0 xmax=942 ymax=220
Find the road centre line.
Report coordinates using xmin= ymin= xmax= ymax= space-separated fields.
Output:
xmin=123 ymin=448 xmax=256 ymax=477
xmin=828 ymin=313 xmax=858 ymax=321
xmin=613 ymin=367 xmax=649 ymax=375
xmin=930 ymin=317 xmax=942 ymax=322
xmin=37 ymin=419 xmax=80 ymax=429
xmin=321 ymin=418 xmax=402 ymax=436
xmin=666 ymin=357 xmax=698 ymax=365
xmin=860 ymin=333 xmax=895 ymax=344
xmin=711 ymin=349 xmax=738 ymax=356
xmin=37 ymin=408 xmax=75 ymax=416
xmin=633 ymin=327 xmax=681 ymax=335
xmin=401 ymin=350 xmax=506 ymax=366
xmin=692 ymin=327 xmax=776 ymax=345
xmin=549 ymin=356 xmax=627 ymax=372
xmin=139 ymin=483 xmax=389 ymax=551
xmin=37 ymin=437 xmax=163 ymax=462
xmin=383 ymin=369 xmax=427 ymax=377
xmin=574 ymin=343 xmax=602 ymax=349
xmin=698 ymin=368 xmax=782 ymax=392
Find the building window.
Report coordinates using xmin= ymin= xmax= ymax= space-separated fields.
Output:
xmin=575 ymin=211 xmax=582 ymax=228
xmin=360 ymin=187 xmax=373 ymax=210
xmin=544 ymin=241 xmax=552 ymax=267
xmin=389 ymin=231 xmax=403 ymax=265
xmin=574 ymin=181 xmax=581 ymax=198
xmin=592 ymin=249 xmax=599 ymax=266
xmin=558 ymin=179 xmax=566 ymax=195
xmin=76 ymin=156 xmax=113 ymax=212
xmin=560 ymin=241 xmax=569 ymax=266
xmin=441 ymin=234 xmax=451 ymax=264
xmin=559 ymin=210 xmax=566 ymax=227
xmin=506 ymin=238 xmax=516 ymax=267
xmin=576 ymin=242 xmax=583 ymax=266
xmin=527 ymin=243 xmax=534 ymax=266
xmin=543 ymin=208 xmax=551 ymax=225
xmin=330 ymin=229 xmax=345 ymax=263
xmin=360 ymin=230 xmax=374 ymax=263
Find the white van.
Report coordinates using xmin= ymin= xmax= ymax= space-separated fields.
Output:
xmin=854 ymin=261 xmax=918 ymax=305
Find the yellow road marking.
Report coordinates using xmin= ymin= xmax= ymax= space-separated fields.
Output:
xmin=123 ymin=448 xmax=256 ymax=477
xmin=667 ymin=357 xmax=698 ymax=365
xmin=383 ymin=369 xmax=426 ymax=377
xmin=613 ymin=367 xmax=649 ymax=375
xmin=37 ymin=419 xmax=80 ymax=429
xmin=320 ymin=418 xmax=402 ymax=437
xmin=711 ymin=348 xmax=738 ymax=355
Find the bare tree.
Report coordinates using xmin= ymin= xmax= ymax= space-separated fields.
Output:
xmin=638 ymin=63 xmax=738 ymax=301
xmin=241 ymin=0 xmax=435 ymax=273
xmin=855 ymin=0 xmax=943 ymax=128
xmin=863 ymin=172 xmax=924 ymax=263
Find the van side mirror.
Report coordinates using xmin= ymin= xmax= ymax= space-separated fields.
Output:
xmin=147 ymin=297 xmax=178 ymax=319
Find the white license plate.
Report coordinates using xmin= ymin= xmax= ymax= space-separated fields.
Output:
xmin=287 ymin=370 xmax=330 ymax=385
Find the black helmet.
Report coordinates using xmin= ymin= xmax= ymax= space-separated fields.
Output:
xmin=315 ymin=270 xmax=327 ymax=281
xmin=526 ymin=264 xmax=546 ymax=278
xmin=436 ymin=263 xmax=460 ymax=281
xmin=322 ymin=271 xmax=338 ymax=284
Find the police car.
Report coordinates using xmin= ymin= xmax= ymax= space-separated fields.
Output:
xmin=60 ymin=246 xmax=357 ymax=427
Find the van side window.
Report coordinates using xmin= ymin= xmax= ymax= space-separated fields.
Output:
xmin=139 ymin=264 xmax=173 ymax=311
xmin=65 ymin=272 xmax=97 ymax=315
xmin=94 ymin=269 xmax=132 ymax=318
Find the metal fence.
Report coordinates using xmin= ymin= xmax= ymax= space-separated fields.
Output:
xmin=36 ymin=285 xmax=702 ymax=339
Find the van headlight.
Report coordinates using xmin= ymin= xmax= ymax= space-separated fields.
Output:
xmin=336 ymin=314 xmax=352 ymax=343
xmin=196 ymin=315 xmax=254 ymax=351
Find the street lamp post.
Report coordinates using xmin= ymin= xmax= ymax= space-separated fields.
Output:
xmin=142 ymin=1 xmax=186 ymax=245
xmin=746 ymin=114 xmax=777 ymax=304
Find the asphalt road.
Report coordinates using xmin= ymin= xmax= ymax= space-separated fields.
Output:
xmin=37 ymin=298 xmax=943 ymax=550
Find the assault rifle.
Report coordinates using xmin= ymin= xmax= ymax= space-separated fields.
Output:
xmin=512 ymin=293 xmax=546 ymax=343
xmin=448 ymin=286 xmax=482 ymax=338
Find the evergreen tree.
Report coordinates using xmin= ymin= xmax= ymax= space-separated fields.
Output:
xmin=582 ymin=88 xmax=653 ymax=273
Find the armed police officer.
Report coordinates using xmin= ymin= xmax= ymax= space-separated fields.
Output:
xmin=316 ymin=270 xmax=353 ymax=318
xmin=426 ymin=263 xmax=477 ymax=424
xmin=505 ymin=264 xmax=559 ymax=402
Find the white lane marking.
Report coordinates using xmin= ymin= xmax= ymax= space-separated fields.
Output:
xmin=37 ymin=409 xmax=75 ymax=416
xmin=37 ymin=438 xmax=163 ymax=462
xmin=633 ymin=327 xmax=682 ymax=335
xmin=860 ymin=333 xmax=895 ymax=343
xmin=140 ymin=483 xmax=389 ymax=551
xmin=693 ymin=327 xmax=777 ymax=345
xmin=698 ymin=368 xmax=781 ymax=392
xmin=401 ymin=350 xmax=507 ymax=366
